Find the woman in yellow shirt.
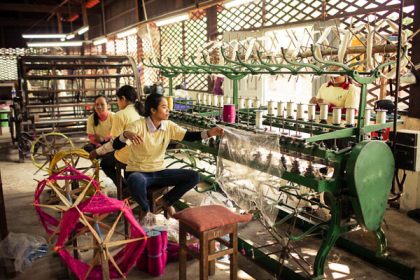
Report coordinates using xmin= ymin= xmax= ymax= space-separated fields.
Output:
xmin=113 ymin=93 xmax=223 ymax=219
xmin=90 ymin=85 xmax=143 ymax=189
xmin=310 ymin=74 xmax=359 ymax=110
xmin=83 ymin=95 xmax=114 ymax=153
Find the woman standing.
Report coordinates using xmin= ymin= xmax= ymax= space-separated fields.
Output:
xmin=113 ymin=93 xmax=223 ymax=219
xmin=83 ymin=95 xmax=114 ymax=153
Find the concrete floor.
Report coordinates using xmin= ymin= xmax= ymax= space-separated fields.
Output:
xmin=0 ymin=130 xmax=419 ymax=279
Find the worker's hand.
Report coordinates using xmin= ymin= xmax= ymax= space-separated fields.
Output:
xmin=309 ymin=96 xmax=317 ymax=104
xmin=89 ymin=150 xmax=98 ymax=160
xmin=123 ymin=131 xmax=143 ymax=145
xmin=317 ymin=98 xmax=325 ymax=104
xmin=207 ymin=127 xmax=224 ymax=137
xmin=94 ymin=135 xmax=101 ymax=143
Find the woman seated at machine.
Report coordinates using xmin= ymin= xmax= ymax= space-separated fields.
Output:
xmin=310 ymin=74 xmax=359 ymax=110
xmin=113 ymin=93 xmax=224 ymax=220
xmin=83 ymin=95 xmax=114 ymax=153
xmin=89 ymin=85 xmax=143 ymax=189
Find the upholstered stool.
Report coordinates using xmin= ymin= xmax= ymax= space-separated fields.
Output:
xmin=174 ymin=205 xmax=252 ymax=280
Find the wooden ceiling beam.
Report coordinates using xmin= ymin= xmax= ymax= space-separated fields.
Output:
xmin=0 ymin=18 xmax=52 ymax=27
xmin=0 ymin=3 xmax=82 ymax=14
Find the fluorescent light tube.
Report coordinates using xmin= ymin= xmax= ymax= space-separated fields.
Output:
xmin=116 ymin=27 xmax=137 ymax=38
xmin=93 ymin=37 xmax=107 ymax=45
xmin=27 ymin=41 xmax=84 ymax=47
xmin=155 ymin=14 xmax=188 ymax=27
xmin=65 ymin=33 xmax=75 ymax=40
xmin=77 ymin=26 xmax=89 ymax=35
xmin=22 ymin=34 xmax=66 ymax=39
xmin=225 ymin=0 xmax=255 ymax=9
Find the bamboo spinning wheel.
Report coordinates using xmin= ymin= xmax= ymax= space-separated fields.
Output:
xmin=34 ymin=166 xmax=101 ymax=242
xmin=54 ymin=192 xmax=147 ymax=279
xmin=49 ymin=149 xmax=100 ymax=180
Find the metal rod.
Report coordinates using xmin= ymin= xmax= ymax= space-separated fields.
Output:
xmin=392 ymin=0 xmax=405 ymax=155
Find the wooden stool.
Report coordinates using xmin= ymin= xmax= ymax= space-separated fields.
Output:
xmin=115 ymin=162 xmax=127 ymax=200
xmin=174 ymin=205 xmax=252 ymax=280
xmin=115 ymin=163 xmax=168 ymax=213
xmin=147 ymin=185 xmax=169 ymax=214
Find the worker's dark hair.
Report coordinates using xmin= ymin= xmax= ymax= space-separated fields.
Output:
xmin=144 ymin=93 xmax=165 ymax=117
xmin=93 ymin=94 xmax=108 ymax=127
xmin=116 ymin=85 xmax=144 ymax=116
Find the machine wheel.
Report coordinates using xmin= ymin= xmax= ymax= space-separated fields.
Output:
xmin=31 ymin=132 xmax=74 ymax=172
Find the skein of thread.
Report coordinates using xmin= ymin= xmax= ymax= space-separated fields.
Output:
xmin=154 ymin=226 xmax=168 ymax=268
xmin=147 ymin=230 xmax=164 ymax=276
xmin=223 ymin=104 xmax=236 ymax=123
xmin=136 ymin=227 xmax=150 ymax=271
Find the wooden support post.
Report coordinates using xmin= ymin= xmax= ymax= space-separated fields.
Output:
xmin=408 ymin=1 xmax=420 ymax=118
xmin=0 ymin=171 xmax=8 ymax=240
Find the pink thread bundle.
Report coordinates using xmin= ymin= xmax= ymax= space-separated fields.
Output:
xmin=137 ymin=226 xmax=168 ymax=276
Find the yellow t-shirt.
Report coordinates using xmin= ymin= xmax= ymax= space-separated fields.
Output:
xmin=111 ymin=104 xmax=142 ymax=163
xmin=316 ymin=83 xmax=359 ymax=109
xmin=86 ymin=112 xmax=114 ymax=143
xmin=125 ymin=119 xmax=187 ymax=172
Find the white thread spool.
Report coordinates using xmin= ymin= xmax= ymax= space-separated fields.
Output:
xmin=308 ymin=104 xmax=316 ymax=121
xmin=364 ymin=108 xmax=372 ymax=126
xmin=287 ymin=101 xmax=295 ymax=119
xmin=246 ymin=98 xmax=253 ymax=109
xmin=207 ymin=94 xmax=212 ymax=106
xmin=376 ymin=109 xmax=387 ymax=124
xmin=202 ymin=93 xmax=208 ymax=105
xmin=197 ymin=92 xmax=202 ymax=104
xmin=212 ymin=94 xmax=218 ymax=107
xmin=238 ymin=97 xmax=246 ymax=109
xmin=224 ymin=96 xmax=232 ymax=105
xmin=345 ymin=108 xmax=355 ymax=126
xmin=255 ymin=110 xmax=264 ymax=129
xmin=218 ymin=95 xmax=224 ymax=108
xmin=297 ymin=103 xmax=306 ymax=120
xmin=267 ymin=101 xmax=275 ymax=115
xmin=253 ymin=98 xmax=260 ymax=108
xmin=277 ymin=101 xmax=285 ymax=117
xmin=319 ymin=103 xmax=328 ymax=123
xmin=332 ymin=108 xmax=342 ymax=125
